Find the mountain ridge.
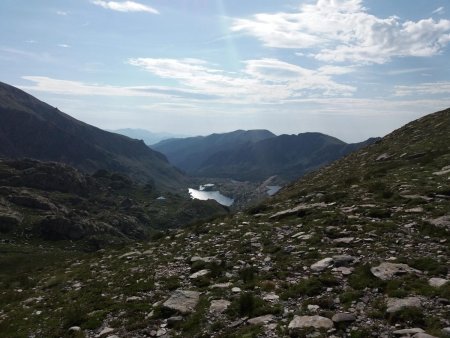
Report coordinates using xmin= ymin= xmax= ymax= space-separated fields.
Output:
xmin=110 ymin=128 xmax=189 ymax=146
xmin=154 ymin=129 xmax=378 ymax=181
xmin=152 ymin=129 xmax=276 ymax=173
xmin=0 ymin=82 xmax=186 ymax=190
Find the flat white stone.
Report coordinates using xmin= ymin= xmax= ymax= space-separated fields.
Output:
xmin=189 ymin=269 xmax=210 ymax=279
xmin=162 ymin=290 xmax=201 ymax=314
xmin=310 ymin=258 xmax=333 ymax=272
xmin=209 ymin=299 xmax=231 ymax=314
xmin=429 ymin=277 xmax=448 ymax=288
xmin=247 ymin=314 xmax=275 ymax=325
xmin=288 ymin=315 xmax=334 ymax=330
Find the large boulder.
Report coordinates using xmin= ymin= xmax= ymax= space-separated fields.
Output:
xmin=0 ymin=210 xmax=23 ymax=233
xmin=162 ymin=290 xmax=201 ymax=314
xmin=371 ymin=262 xmax=420 ymax=280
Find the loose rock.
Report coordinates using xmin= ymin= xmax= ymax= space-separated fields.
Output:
xmin=209 ymin=299 xmax=230 ymax=314
xmin=288 ymin=315 xmax=334 ymax=331
xmin=332 ymin=313 xmax=356 ymax=323
xmin=428 ymin=277 xmax=448 ymax=288
xmin=162 ymin=290 xmax=201 ymax=314
xmin=310 ymin=258 xmax=333 ymax=271
xmin=371 ymin=262 xmax=420 ymax=280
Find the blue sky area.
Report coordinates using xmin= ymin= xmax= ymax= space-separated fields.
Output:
xmin=1 ymin=0 xmax=450 ymax=142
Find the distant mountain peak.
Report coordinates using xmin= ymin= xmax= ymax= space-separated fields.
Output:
xmin=153 ymin=128 xmax=377 ymax=182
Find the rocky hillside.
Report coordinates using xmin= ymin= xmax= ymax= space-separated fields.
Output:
xmin=0 ymin=82 xmax=185 ymax=190
xmin=0 ymin=158 xmax=228 ymax=248
xmin=0 ymin=109 xmax=449 ymax=337
xmin=153 ymin=130 xmax=377 ymax=182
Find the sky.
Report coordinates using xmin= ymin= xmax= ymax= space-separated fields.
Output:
xmin=1 ymin=0 xmax=450 ymax=142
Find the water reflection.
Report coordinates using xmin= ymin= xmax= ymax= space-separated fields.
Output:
xmin=188 ymin=187 xmax=234 ymax=206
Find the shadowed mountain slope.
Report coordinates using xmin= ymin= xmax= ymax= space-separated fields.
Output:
xmin=0 ymin=82 xmax=185 ymax=190
xmin=197 ymin=132 xmax=378 ymax=181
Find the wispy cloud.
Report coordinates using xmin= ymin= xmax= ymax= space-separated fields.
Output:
xmin=56 ymin=10 xmax=68 ymax=16
xmin=231 ymin=0 xmax=450 ymax=65
xmin=91 ymin=0 xmax=159 ymax=14
xmin=20 ymin=76 xmax=208 ymax=100
xmin=432 ymin=7 xmax=445 ymax=15
xmin=57 ymin=44 xmax=70 ymax=48
xmin=394 ymin=81 xmax=450 ymax=96
xmin=19 ymin=56 xmax=356 ymax=104
xmin=127 ymin=57 xmax=356 ymax=103
xmin=0 ymin=47 xmax=55 ymax=63
xmin=386 ymin=67 xmax=431 ymax=75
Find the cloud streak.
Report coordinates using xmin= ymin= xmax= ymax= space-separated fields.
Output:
xmin=20 ymin=76 xmax=196 ymax=99
xmin=127 ymin=57 xmax=356 ymax=103
xmin=231 ymin=0 xmax=450 ymax=64
xmin=394 ymin=81 xmax=450 ymax=96
xmin=91 ymin=1 xmax=159 ymax=14
xmin=432 ymin=7 xmax=445 ymax=15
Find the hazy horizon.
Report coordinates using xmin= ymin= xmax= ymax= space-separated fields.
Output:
xmin=1 ymin=0 xmax=450 ymax=142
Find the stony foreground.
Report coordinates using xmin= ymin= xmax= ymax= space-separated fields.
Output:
xmin=0 ymin=110 xmax=449 ymax=337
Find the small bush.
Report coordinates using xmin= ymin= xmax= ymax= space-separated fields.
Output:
xmin=339 ymin=291 xmax=362 ymax=306
xmin=163 ymin=276 xmax=181 ymax=291
xmin=388 ymin=307 xmax=425 ymax=326
xmin=350 ymin=329 xmax=373 ymax=338
xmin=409 ymin=257 xmax=448 ymax=276
xmin=239 ymin=292 xmax=256 ymax=316
xmin=63 ymin=305 xmax=87 ymax=329
xmin=281 ymin=274 xmax=338 ymax=300
xmin=190 ymin=260 xmax=207 ymax=273
xmin=366 ymin=208 xmax=391 ymax=219
xmin=348 ymin=264 xmax=385 ymax=290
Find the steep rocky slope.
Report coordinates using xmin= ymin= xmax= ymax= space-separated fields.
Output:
xmin=0 ymin=158 xmax=228 ymax=248
xmin=0 ymin=109 xmax=449 ymax=337
xmin=0 ymin=82 xmax=185 ymax=190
